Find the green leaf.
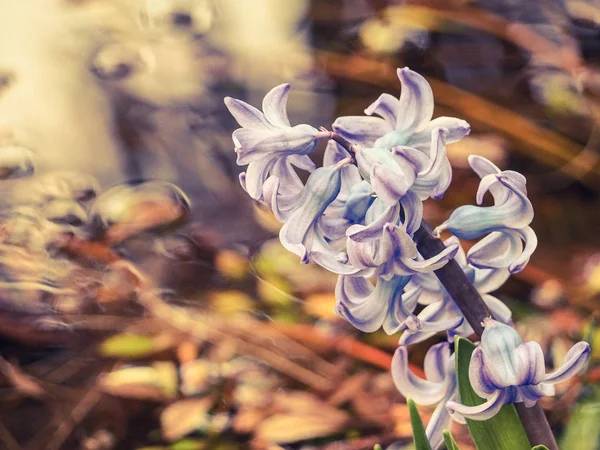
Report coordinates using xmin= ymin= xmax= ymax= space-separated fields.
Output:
xmin=530 ymin=446 xmax=549 ymax=450
xmin=455 ymin=337 xmax=531 ymax=450
xmin=443 ymin=429 xmax=461 ymax=450
xmin=408 ymin=398 xmax=432 ymax=450
xmin=99 ymin=333 xmax=156 ymax=358
xmin=559 ymin=401 xmax=600 ymax=450
xmin=169 ymin=439 xmax=205 ymax=450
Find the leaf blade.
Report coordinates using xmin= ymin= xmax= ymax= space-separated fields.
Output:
xmin=455 ymin=337 xmax=531 ymax=450
xmin=443 ymin=429 xmax=461 ymax=450
xmin=408 ymin=397 xmax=433 ymax=450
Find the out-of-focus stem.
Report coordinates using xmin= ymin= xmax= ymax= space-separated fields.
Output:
xmin=414 ymin=222 xmax=559 ymax=450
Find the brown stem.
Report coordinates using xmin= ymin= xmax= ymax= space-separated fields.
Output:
xmin=414 ymin=222 xmax=559 ymax=450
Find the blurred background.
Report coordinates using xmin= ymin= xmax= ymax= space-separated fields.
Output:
xmin=0 ymin=0 xmax=599 ymax=449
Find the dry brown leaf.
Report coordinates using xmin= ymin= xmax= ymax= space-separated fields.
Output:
xmin=326 ymin=372 xmax=370 ymax=407
xmin=255 ymin=412 xmax=349 ymax=444
xmin=99 ymin=362 xmax=178 ymax=402
xmin=232 ymin=407 xmax=267 ymax=435
xmin=255 ymin=391 xmax=350 ymax=443
xmin=303 ymin=293 xmax=341 ymax=321
xmin=160 ymin=396 xmax=215 ymax=441
xmin=272 ymin=391 xmax=345 ymax=418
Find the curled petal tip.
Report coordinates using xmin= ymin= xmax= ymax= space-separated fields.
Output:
xmin=432 ymin=224 xmax=446 ymax=238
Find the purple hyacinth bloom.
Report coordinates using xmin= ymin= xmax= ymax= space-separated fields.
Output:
xmin=335 ymin=274 xmax=412 ymax=334
xmin=398 ymin=238 xmax=512 ymax=346
xmin=392 ymin=342 xmax=463 ymax=450
xmin=345 ymin=199 xmax=458 ymax=280
xmin=333 ymin=68 xmax=470 ymax=200
xmin=446 ymin=318 xmax=591 ymax=421
xmin=224 ymin=84 xmax=326 ymax=200
xmin=278 ymin=159 xmax=359 ymax=275
xmin=434 ymin=156 xmax=537 ymax=273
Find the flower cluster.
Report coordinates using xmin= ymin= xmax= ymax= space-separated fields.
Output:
xmin=224 ymin=68 xmax=590 ymax=449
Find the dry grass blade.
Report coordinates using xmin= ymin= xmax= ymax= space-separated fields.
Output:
xmin=25 ymin=386 xmax=101 ymax=450
xmin=138 ymin=291 xmax=334 ymax=392
xmin=0 ymin=355 xmax=46 ymax=399
xmin=229 ymin=317 xmax=340 ymax=379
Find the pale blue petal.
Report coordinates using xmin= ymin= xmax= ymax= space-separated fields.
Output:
xmin=392 ymin=346 xmax=448 ymax=405
xmin=262 ymin=176 xmax=301 ymax=222
xmin=400 ymin=190 xmax=423 ymax=236
xmin=279 ymin=165 xmax=343 ymax=262
xmin=383 ymin=226 xmax=458 ymax=275
xmin=271 ymin=157 xmax=305 ymax=196
xmin=287 ymin=154 xmax=316 ymax=173
xmin=244 ymin=156 xmax=278 ymax=200
xmin=468 ymin=154 xmax=501 ymax=179
xmin=424 ymin=342 xmax=451 ymax=383
xmin=335 ymin=275 xmax=406 ymax=333
xmin=446 ymin=389 xmax=508 ymax=421
xmin=395 ymin=67 xmax=434 ymax=134
xmin=473 ymin=267 xmax=510 ymax=293
xmin=508 ymin=226 xmax=537 ymax=273
xmin=346 ymin=231 xmax=391 ymax=270
xmin=262 ymin=84 xmax=291 ymax=128
xmin=324 ymin=140 xmax=350 ymax=166
xmin=342 ymin=180 xmax=375 ymax=224
xmin=365 ymin=93 xmax=401 ymax=126
xmin=513 ymin=342 xmax=546 ymax=386
xmin=482 ymin=294 xmax=512 ymax=324
xmin=434 ymin=168 xmax=534 ymax=240
xmin=421 ymin=117 xmax=471 ymax=144
xmin=544 ymin=341 xmax=591 ymax=384
xmin=431 ymin=159 xmax=453 ymax=200
xmin=310 ymin=231 xmax=361 ymax=275
xmin=333 ymin=116 xmax=393 ymax=148
xmin=233 ymin=125 xmax=319 ymax=165
xmin=467 ymin=228 xmax=537 ymax=274
xmin=426 ymin=397 xmax=454 ymax=450
xmin=355 ymin=147 xmax=417 ymax=206
xmin=382 ymin=276 xmax=414 ymax=334
xmin=518 ymin=384 xmax=553 ymax=407
xmin=467 ymin=231 xmax=523 ymax=270
xmin=347 ymin=203 xmax=401 ymax=242
xmin=480 ymin=320 xmax=524 ymax=387
xmin=399 ymin=301 xmax=463 ymax=346
xmin=224 ymin=97 xmax=271 ymax=130
xmin=408 ymin=128 xmax=452 ymax=200
xmin=469 ymin=347 xmax=499 ymax=398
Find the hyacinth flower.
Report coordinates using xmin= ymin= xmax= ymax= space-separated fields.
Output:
xmin=345 ymin=200 xmax=458 ymax=279
xmin=392 ymin=342 xmax=462 ymax=450
xmin=434 ymin=155 xmax=537 ymax=273
xmin=398 ymin=238 xmax=513 ymax=346
xmin=224 ymin=84 xmax=329 ymax=200
xmin=333 ymin=67 xmax=470 ymax=200
xmin=446 ymin=318 xmax=591 ymax=421
xmin=335 ymin=275 xmax=412 ymax=334
xmin=334 ymin=199 xmax=460 ymax=334
xmin=277 ymin=159 xmax=361 ymax=275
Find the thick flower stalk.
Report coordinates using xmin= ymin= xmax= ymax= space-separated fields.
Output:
xmin=446 ymin=318 xmax=590 ymax=420
xmin=398 ymin=237 xmax=513 ymax=346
